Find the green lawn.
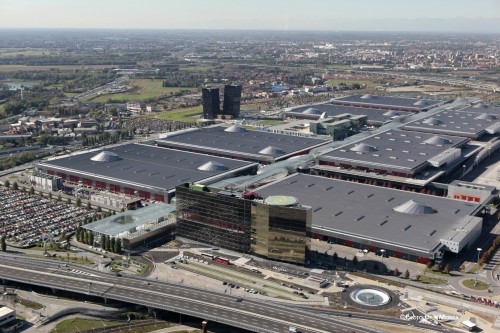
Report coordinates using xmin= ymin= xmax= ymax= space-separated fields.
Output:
xmin=415 ymin=275 xmax=448 ymax=285
xmin=462 ymin=279 xmax=489 ymax=290
xmin=89 ymin=79 xmax=197 ymax=102
xmin=254 ymin=120 xmax=286 ymax=126
xmin=326 ymin=64 xmax=352 ymax=70
xmin=50 ymin=318 xmax=124 ymax=333
xmin=151 ymin=106 xmax=202 ymax=121
xmin=17 ymin=297 xmax=44 ymax=310
xmin=326 ymin=79 xmax=379 ymax=88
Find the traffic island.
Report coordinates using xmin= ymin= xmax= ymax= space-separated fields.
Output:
xmin=461 ymin=279 xmax=489 ymax=291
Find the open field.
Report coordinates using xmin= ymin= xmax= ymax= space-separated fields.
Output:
xmin=151 ymin=106 xmax=202 ymax=121
xmin=0 ymin=64 xmax=115 ymax=72
xmin=254 ymin=120 xmax=286 ymax=126
xmin=0 ymin=48 xmax=53 ymax=58
xmin=50 ymin=318 xmax=124 ymax=333
xmin=89 ymin=79 xmax=198 ymax=102
xmin=326 ymin=78 xmax=379 ymax=88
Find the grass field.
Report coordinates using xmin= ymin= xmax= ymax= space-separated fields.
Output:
xmin=0 ymin=49 xmax=53 ymax=58
xmin=89 ymin=79 xmax=197 ymax=103
xmin=254 ymin=120 xmax=286 ymax=126
xmin=326 ymin=79 xmax=379 ymax=88
xmin=50 ymin=318 xmax=124 ymax=333
xmin=415 ymin=275 xmax=447 ymax=284
xmin=151 ymin=106 xmax=202 ymax=121
xmin=462 ymin=279 xmax=489 ymax=290
xmin=0 ymin=64 xmax=114 ymax=72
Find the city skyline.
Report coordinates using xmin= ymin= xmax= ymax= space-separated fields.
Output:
xmin=1 ymin=0 xmax=500 ymax=33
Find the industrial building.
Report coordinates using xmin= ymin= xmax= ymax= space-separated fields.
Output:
xmin=402 ymin=109 xmax=500 ymax=139
xmin=35 ymin=143 xmax=257 ymax=203
xmin=83 ymin=203 xmax=176 ymax=250
xmin=331 ymin=94 xmax=446 ymax=113
xmin=0 ymin=307 xmax=15 ymax=328
xmin=202 ymin=88 xmax=220 ymax=119
xmin=256 ymin=173 xmax=484 ymax=263
xmin=29 ymin=172 xmax=63 ymax=191
xmin=285 ymin=103 xmax=413 ymax=126
xmin=222 ymin=85 xmax=242 ymax=118
xmin=156 ymin=125 xmax=330 ymax=164
xmin=313 ymin=129 xmax=470 ymax=189
xmin=309 ymin=115 xmax=367 ymax=140
xmin=447 ymin=180 xmax=496 ymax=203
xmin=176 ymin=183 xmax=311 ymax=265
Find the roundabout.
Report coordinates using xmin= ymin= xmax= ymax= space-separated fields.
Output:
xmin=340 ymin=285 xmax=399 ymax=310
xmin=350 ymin=288 xmax=391 ymax=307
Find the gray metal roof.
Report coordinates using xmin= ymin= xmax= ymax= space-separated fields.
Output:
xmin=332 ymin=94 xmax=443 ymax=110
xmin=38 ymin=143 xmax=253 ymax=191
xmin=285 ymin=104 xmax=413 ymax=125
xmin=84 ymin=203 xmax=174 ymax=236
xmin=156 ymin=126 xmax=329 ymax=161
xmin=256 ymin=174 xmax=480 ymax=253
xmin=460 ymin=105 xmax=500 ymax=115
xmin=320 ymin=129 xmax=469 ymax=171
xmin=402 ymin=109 xmax=499 ymax=138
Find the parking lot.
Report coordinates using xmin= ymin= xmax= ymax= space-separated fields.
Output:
xmin=0 ymin=187 xmax=98 ymax=247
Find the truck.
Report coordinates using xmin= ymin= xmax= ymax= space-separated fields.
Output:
xmin=289 ymin=326 xmax=301 ymax=333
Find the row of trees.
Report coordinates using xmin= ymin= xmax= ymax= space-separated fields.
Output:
xmin=100 ymin=234 xmax=122 ymax=254
xmin=76 ymin=227 xmax=94 ymax=246
xmin=1 ymin=236 xmax=6 ymax=252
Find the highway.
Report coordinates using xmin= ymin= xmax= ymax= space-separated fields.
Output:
xmin=0 ymin=254 xmax=457 ymax=333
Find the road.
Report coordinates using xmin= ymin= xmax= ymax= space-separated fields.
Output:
xmin=0 ymin=254 xmax=381 ymax=333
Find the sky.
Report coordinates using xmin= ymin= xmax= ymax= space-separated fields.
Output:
xmin=1 ymin=0 xmax=499 ymax=33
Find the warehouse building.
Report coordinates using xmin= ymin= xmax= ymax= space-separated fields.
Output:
xmin=330 ymin=94 xmax=446 ymax=113
xmin=156 ymin=125 xmax=330 ymax=164
xmin=35 ymin=143 xmax=257 ymax=203
xmin=285 ymin=103 xmax=413 ymax=126
xmin=256 ymin=174 xmax=483 ymax=263
xmin=402 ymin=109 xmax=500 ymax=139
xmin=313 ymin=129 xmax=470 ymax=189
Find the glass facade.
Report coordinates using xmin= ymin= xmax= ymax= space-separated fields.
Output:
xmin=251 ymin=202 xmax=311 ymax=265
xmin=176 ymin=185 xmax=252 ymax=253
xmin=176 ymin=184 xmax=311 ymax=265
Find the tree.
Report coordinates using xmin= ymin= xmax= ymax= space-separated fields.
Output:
xmin=114 ymin=238 xmax=121 ymax=254
xmin=404 ymin=269 xmax=410 ymax=279
xmin=48 ymin=192 xmax=52 ymax=199
xmin=75 ymin=197 xmax=81 ymax=207
xmin=393 ymin=267 xmax=400 ymax=276
xmin=12 ymin=182 xmax=18 ymax=190
xmin=4 ymin=179 xmax=10 ymax=188
xmin=86 ymin=201 xmax=91 ymax=209
xmin=67 ymin=197 xmax=71 ymax=204
xmin=333 ymin=252 xmax=338 ymax=261
xmin=97 ymin=206 xmax=102 ymax=212
xmin=21 ymin=186 xmax=26 ymax=193
xmin=1 ymin=236 xmax=6 ymax=252
xmin=110 ymin=237 xmax=116 ymax=253
xmin=57 ymin=193 xmax=62 ymax=201
xmin=443 ymin=264 xmax=451 ymax=274
xmin=29 ymin=186 xmax=35 ymax=195
xmin=426 ymin=261 xmax=433 ymax=269
xmin=101 ymin=235 xmax=105 ymax=250
xmin=352 ymin=256 xmax=358 ymax=266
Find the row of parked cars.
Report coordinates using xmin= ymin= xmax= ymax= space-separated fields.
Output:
xmin=0 ymin=187 xmax=98 ymax=246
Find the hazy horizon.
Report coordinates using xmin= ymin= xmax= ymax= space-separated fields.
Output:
xmin=1 ymin=0 xmax=499 ymax=33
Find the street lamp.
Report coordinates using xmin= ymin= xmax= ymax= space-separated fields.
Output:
xmin=475 ymin=248 xmax=482 ymax=286
xmin=462 ymin=165 xmax=466 ymax=178
xmin=380 ymin=249 xmax=385 ymax=259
